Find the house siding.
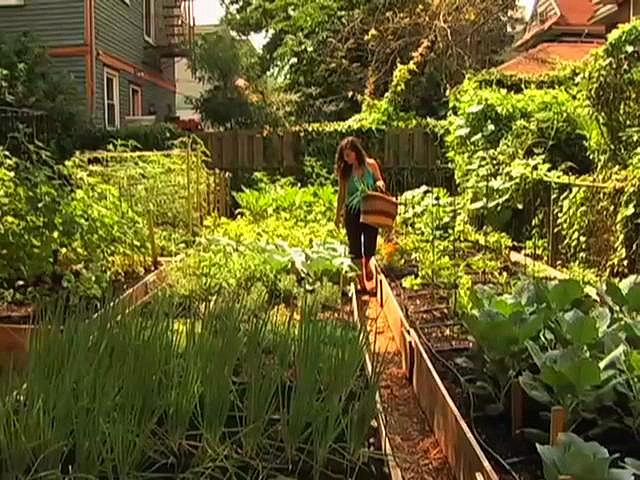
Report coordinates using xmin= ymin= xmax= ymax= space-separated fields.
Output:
xmin=95 ymin=0 xmax=166 ymax=71
xmin=94 ymin=0 xmax=176 ymax=127
xmin=1 ymin=0 xmax=177 ymax=128
xmin=96 ymin=59 xmax=175 ymax=128
xmin=0 ymin=0 xmax=85 ymax=46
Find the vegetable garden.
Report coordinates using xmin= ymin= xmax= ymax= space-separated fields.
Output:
xmin=3 ymin=16 xmax=640 ymax=480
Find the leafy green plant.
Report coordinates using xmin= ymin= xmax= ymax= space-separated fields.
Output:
xmin=520 ymin=342 xmax=623 ymax=428
xmin=461 ymin=281 xmax=546 ymax=411
xmin=537 ymin=433 xmax=633 ymax=480
xmin=618 ymin=349 xmax=640 ymax=439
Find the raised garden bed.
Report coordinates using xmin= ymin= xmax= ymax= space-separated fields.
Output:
xmin=380 ymin=254 xmax=640 ymax=480
xmin=0 ymin=259 xmax=173 ymax=370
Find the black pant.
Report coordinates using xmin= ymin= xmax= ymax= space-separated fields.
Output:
xmin=345 ymin=209 xmax=379 ymax=260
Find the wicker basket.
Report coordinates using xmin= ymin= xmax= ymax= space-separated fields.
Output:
xmin=360 ymin=191 xmax=398 ymax=229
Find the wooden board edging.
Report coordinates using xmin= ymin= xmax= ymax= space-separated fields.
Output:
xmin=351 ymin=288 xmax=404 ymax=480
xmin=411 ymin=330 xmax=499 ymax=480
xmin=374 ymin=266 xmax=499 ymax=480
xmin=509 ymin=250 xmax=567 ymax=279
xmin=375 ymin=263 xmax=413 ymax=378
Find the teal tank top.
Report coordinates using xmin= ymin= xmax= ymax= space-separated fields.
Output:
xmin=346 ymin=167 xmax=376 ymax=212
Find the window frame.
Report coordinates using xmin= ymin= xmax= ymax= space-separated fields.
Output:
xmin=104 ymin=68 xmax=120 ymax=130
xmin=129 ymin=84 xmax=143 ymax=117
xmin=143 ymin=0 xmax=155 ymax=44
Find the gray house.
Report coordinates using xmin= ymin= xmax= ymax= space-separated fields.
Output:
xmin=0 ymin=0 xmax=194 ymax=129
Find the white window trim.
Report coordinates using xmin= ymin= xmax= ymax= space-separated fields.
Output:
xmin=104 ymin=69 xmax=120 ymax=130
xmin=143 ymin=0 xmax=155 ymax=44
xmin=129 ymin=84 xmax=142 ymax=117
xmin=0 ymin=0 xmax=25 ymax=5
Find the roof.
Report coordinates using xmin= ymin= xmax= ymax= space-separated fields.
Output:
xmin=556 ymin=0 xmax=596 ymax=25
xmin=516 ymin=0 xmax=599 ymax=48
xmin=498 ymin=41 xmax=603 ymax=74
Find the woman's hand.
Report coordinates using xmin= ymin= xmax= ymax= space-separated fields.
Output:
xmin=334 ymin=215 xmax=343 ymax=229
xmin=376 ymin=180 xmax=386 ymax=192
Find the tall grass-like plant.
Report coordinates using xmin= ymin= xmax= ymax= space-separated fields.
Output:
xmin=0 ymin=286 xmax=379 ymax=479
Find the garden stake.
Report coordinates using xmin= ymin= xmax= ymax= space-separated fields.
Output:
xmin=146 ymin=198 xmax=158 ymax=269
xmin=548 ymin=182 xmax=555 ymax=267
xmin=186 ymin=139 xmax=193 ymax=236
xmin=510 ymin=381 xmax=524 ymax=438
xmin=195 ymin=138 xmax=202 ymax=226
xmin=550 ymin=406 xmax=566 ymax=446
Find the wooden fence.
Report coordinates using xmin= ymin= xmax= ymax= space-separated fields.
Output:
xmin=199 ymin=130 xmax=300 ymax=172
xmin=198 ymin=128 xmax=442 ymax=172
xmin=0 ymin=106 xmax=52 ymax=145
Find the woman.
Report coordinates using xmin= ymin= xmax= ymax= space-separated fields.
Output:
xmin=334 ymin=137 xmax=385 ymax=292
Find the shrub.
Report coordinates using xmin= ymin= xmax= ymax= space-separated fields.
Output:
xmin=583 ymin=19 xmax=640 ymax=165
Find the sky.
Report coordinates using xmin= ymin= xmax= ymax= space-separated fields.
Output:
xmin=522 ymin=0 xmax=536 ymax=16
xmin=193 ymin=0 xmax=267 ymax=47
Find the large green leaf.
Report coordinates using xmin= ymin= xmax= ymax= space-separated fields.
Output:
xmin=526 ymin=339 xmax=545 ymax=368
xmin=626 ymin=284 xmax=640 ymax=313
xmin=537 ymin=433 xmax=626 ymax=480
xmin=541 ymin=349 xmax=602 ymax=396
xmin=623 ymin=457 xmax=640 ymax=474
xmin=606 ymin=280 xmax=627 ymax=308
xmin=520 ymin=371 xmax=552 ymax=405
xmin=547 ymin=279 xmax=584 ymax=311
xmin=561 ymin=309 xmax=599 ymax=345
xmin=619 ymin=275 xmax=640 ymax=296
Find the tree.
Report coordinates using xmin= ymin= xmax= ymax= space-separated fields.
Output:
xmin=190 ymin=26 xmax=298 ymax=129
xmin=221 ymin=0 xmax=521 ymax=122
xmin=0 ymin=33 xmax=81 ymax=123
xmin=189 ymin=26 xmax=260 ymax=128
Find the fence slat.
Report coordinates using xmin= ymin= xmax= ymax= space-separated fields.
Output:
xmin=222 ymin=131 xmax=237 ymax=170
xmin=398 ymin=130 xmax=411 ymax=167
xmin=283 ymin=132 xmax=296 ymax=170
xmin=271 ymin=134 xmax=282 ymax=169
xmin=253 ymin=133 xmax=264 ymax=168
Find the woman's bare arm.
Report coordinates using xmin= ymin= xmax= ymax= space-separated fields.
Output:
xmin=335 ymin=178 xmax=346 ymax=227
xmin=367 ymin=158 xmax=385 ymax=192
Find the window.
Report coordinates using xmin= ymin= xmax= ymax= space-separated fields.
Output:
xmin=633 ymin=0 xmax=640 ymax=18
xmin=104 ymin=69 xmax=120 ymax=129
xmin=144 ymin=0 xmax=155 ymax=43
xmin=129 ymin=85 xmax=142 ymax=117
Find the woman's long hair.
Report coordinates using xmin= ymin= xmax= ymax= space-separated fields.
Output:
xmin=335 ymin=136 xmax=368 ymax=182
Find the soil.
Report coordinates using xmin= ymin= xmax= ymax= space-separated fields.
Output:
xmin=359 ymin=293 xmax=454 ymax=480
xmin=434 ymin=350 xmax=541 ymax=480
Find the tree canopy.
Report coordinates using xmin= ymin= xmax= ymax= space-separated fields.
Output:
xmin=221 ymin=0 xmax=521 ymax=122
